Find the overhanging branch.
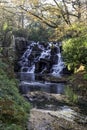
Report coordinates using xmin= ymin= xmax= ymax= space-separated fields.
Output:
xmin=20 ymin=6 xmax=58 ymax=28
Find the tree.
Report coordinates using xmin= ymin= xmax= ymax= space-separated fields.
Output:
xmin=1 ymin=0 xmax=87 ymax=42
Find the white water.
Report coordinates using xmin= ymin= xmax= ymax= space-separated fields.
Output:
xmin=52 ymin=53 xmax=65 ymax=76
xmin=19 ymin=41 xmax=65 ymax=75
xmin=28 ymin=64 xmax=35 ymax=73
xmin=39 ymin=49 xmax=51 ymax=60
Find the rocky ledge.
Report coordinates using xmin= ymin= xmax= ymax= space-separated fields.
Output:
xmin=28 ymin=108 xmax=87 ymax=130
xmin=42 ymin=75 xmax=68 ymax=83
xmin=23 ymin=91 xmax=87 ymax=130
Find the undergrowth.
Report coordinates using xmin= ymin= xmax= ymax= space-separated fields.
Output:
xmin=65 ymin=86 xmax=78 ymax=104
xmin=83 ymin=73 xmax=87 ymax=80
xmin=0 ymin=59 xmax=30 ymax=130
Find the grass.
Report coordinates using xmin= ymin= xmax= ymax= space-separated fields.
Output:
xmin=65 ymin=86 xmax=78 ymax=104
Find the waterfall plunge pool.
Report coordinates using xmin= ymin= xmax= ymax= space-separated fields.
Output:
xmin=18 ymin=72 xmax=66 ymax=94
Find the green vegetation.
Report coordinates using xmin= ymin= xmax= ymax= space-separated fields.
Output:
xmin=27 ymin=23 xmax=54 ymax=42
xmin=0 ymin=59 xmax=30 ymax=130
xmin=83 ymin=73 xmax=87 ymax=80
xmin=0 ymin=1 xmax=87 ymax=128
xmin=62 ymin=24 xmax=87 ymax=72
xmin=13 ymin=23 xmax=54 ymax=42
xmin=65 ymin=86 xmax=78 ymax=104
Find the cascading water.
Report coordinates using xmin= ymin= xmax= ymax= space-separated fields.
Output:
xmin=18 ymin=41 xmax=65 ymax=76
xmin=16 ymin=40 xmax=87 ymax=130
xmin=52 ymin=45 xmax=65 ymax=76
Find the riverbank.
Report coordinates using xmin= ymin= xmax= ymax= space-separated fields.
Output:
xmin=28 ymin=107 xmax=87 ymax=130
xmin=0 ymin=59 xmax=30 ymax=130
xmin=26 ymin=71 xmax=87 ymax=130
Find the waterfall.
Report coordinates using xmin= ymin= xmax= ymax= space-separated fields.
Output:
xmin=39 ymin=49 xmax=51 ymax=60
xmin=52 ymin=45 xmax=65 ymax=76
xmin=18 ymin=41 xmax=65 ymax=75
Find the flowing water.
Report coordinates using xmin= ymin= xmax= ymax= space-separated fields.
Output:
xmin=18 ymin=41 xmax=65 ymax=75
xmin=18 ymin=41 xmax=66 ymax=94
xmin=16 ymin=41 xmax=87 ymax=129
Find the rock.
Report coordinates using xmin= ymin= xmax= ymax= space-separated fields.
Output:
xmin=21 ymin=67 xmax=29 ymax=72
xmin=14 ymin=37 xmax=28 ymax=72
xmin=35 ymin=58 xmax=51 ymax=73
xmin=43 ymin=75 xmax=67 ymax=83
xmin=15 ymin=37 xmax=27 ymax=55
xmin=23 ymin=91 xmax=66 ymax=109
xmin=32 ymin=44 xmax=42 ymax=52
xmin=39 ymin=41 xmax=48 ymax=48
xmin=62 ymin=67 xmax=74 ymax=75
xmin=51 ymin=46 xmax=59 ymax=55
xmin=14 ymin=60 xmax=21 ymax=72
xmin=50 ymin=55 xmax=58 ymax=65
xmin=28 ymin=108 xmax=87 ymax=130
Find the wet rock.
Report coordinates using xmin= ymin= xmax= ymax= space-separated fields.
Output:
xmin=39 ymin=41 xmax=48 ymax=48
xmin=32 ymin=44 xmax=42 ymax=52
xmin=43 ymin=75 xmax=67 ymax=83
xmin=50 ymin=55 xmax=58 ymax=64
xmin=21 ymin=67 xmax=28 ymax=72
xmin=23 ymin=91 xmax=66 ymax=109
xmin=51 ymin=46 xmax=59 ymax=55
xmin=35 ymin=58 xmax=51 ymax=73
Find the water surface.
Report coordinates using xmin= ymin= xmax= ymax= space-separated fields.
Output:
xmin=19 ymin=72 xmax=65 ymax=94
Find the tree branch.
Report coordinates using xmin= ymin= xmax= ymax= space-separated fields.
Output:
xmin=20 ymin=6 xmax=58 ymax=28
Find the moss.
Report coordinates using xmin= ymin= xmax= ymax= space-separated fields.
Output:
xmin=0 ymin=59 xmax=30 ymax=130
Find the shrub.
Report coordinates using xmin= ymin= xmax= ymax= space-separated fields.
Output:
xmin=0 ymin=59 xmax=30 ymax=130
xmin=62 ymin=36 xmax=87 ymax=72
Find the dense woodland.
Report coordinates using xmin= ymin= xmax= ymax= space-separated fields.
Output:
xmin=0 ymin=0 xmax=87 ymax=130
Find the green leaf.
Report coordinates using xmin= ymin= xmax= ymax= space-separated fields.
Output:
xmin=3 ymin=22 xmax=8 ymax=31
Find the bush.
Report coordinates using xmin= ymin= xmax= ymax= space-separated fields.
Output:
xmin=62 ymin=36 xmax=87 ymax=72
xmin=0 ymin=59 xmax=30 ymax=130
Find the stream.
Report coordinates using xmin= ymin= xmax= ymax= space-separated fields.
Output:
xmin=16 ymin=40 xmax=87 ymax=130
xmin=18 ymin=72 xmax=87 ymax=130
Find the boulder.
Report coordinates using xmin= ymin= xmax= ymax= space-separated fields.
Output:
xmin=15 ymin=37 xmax=27 ymax=52
xmin=35 ymin=58 xmax=51 ymax=73
xmin=51 ymin=46 xmax=59 ymax=55
xmin=50 ymin=55 xmax=58 ymax=65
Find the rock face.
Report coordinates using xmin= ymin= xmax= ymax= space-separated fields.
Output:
xmin=14 ymin=37 xmax=28 ymax=72
xmin=15 ymin=37 xmax=27 ymax=58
